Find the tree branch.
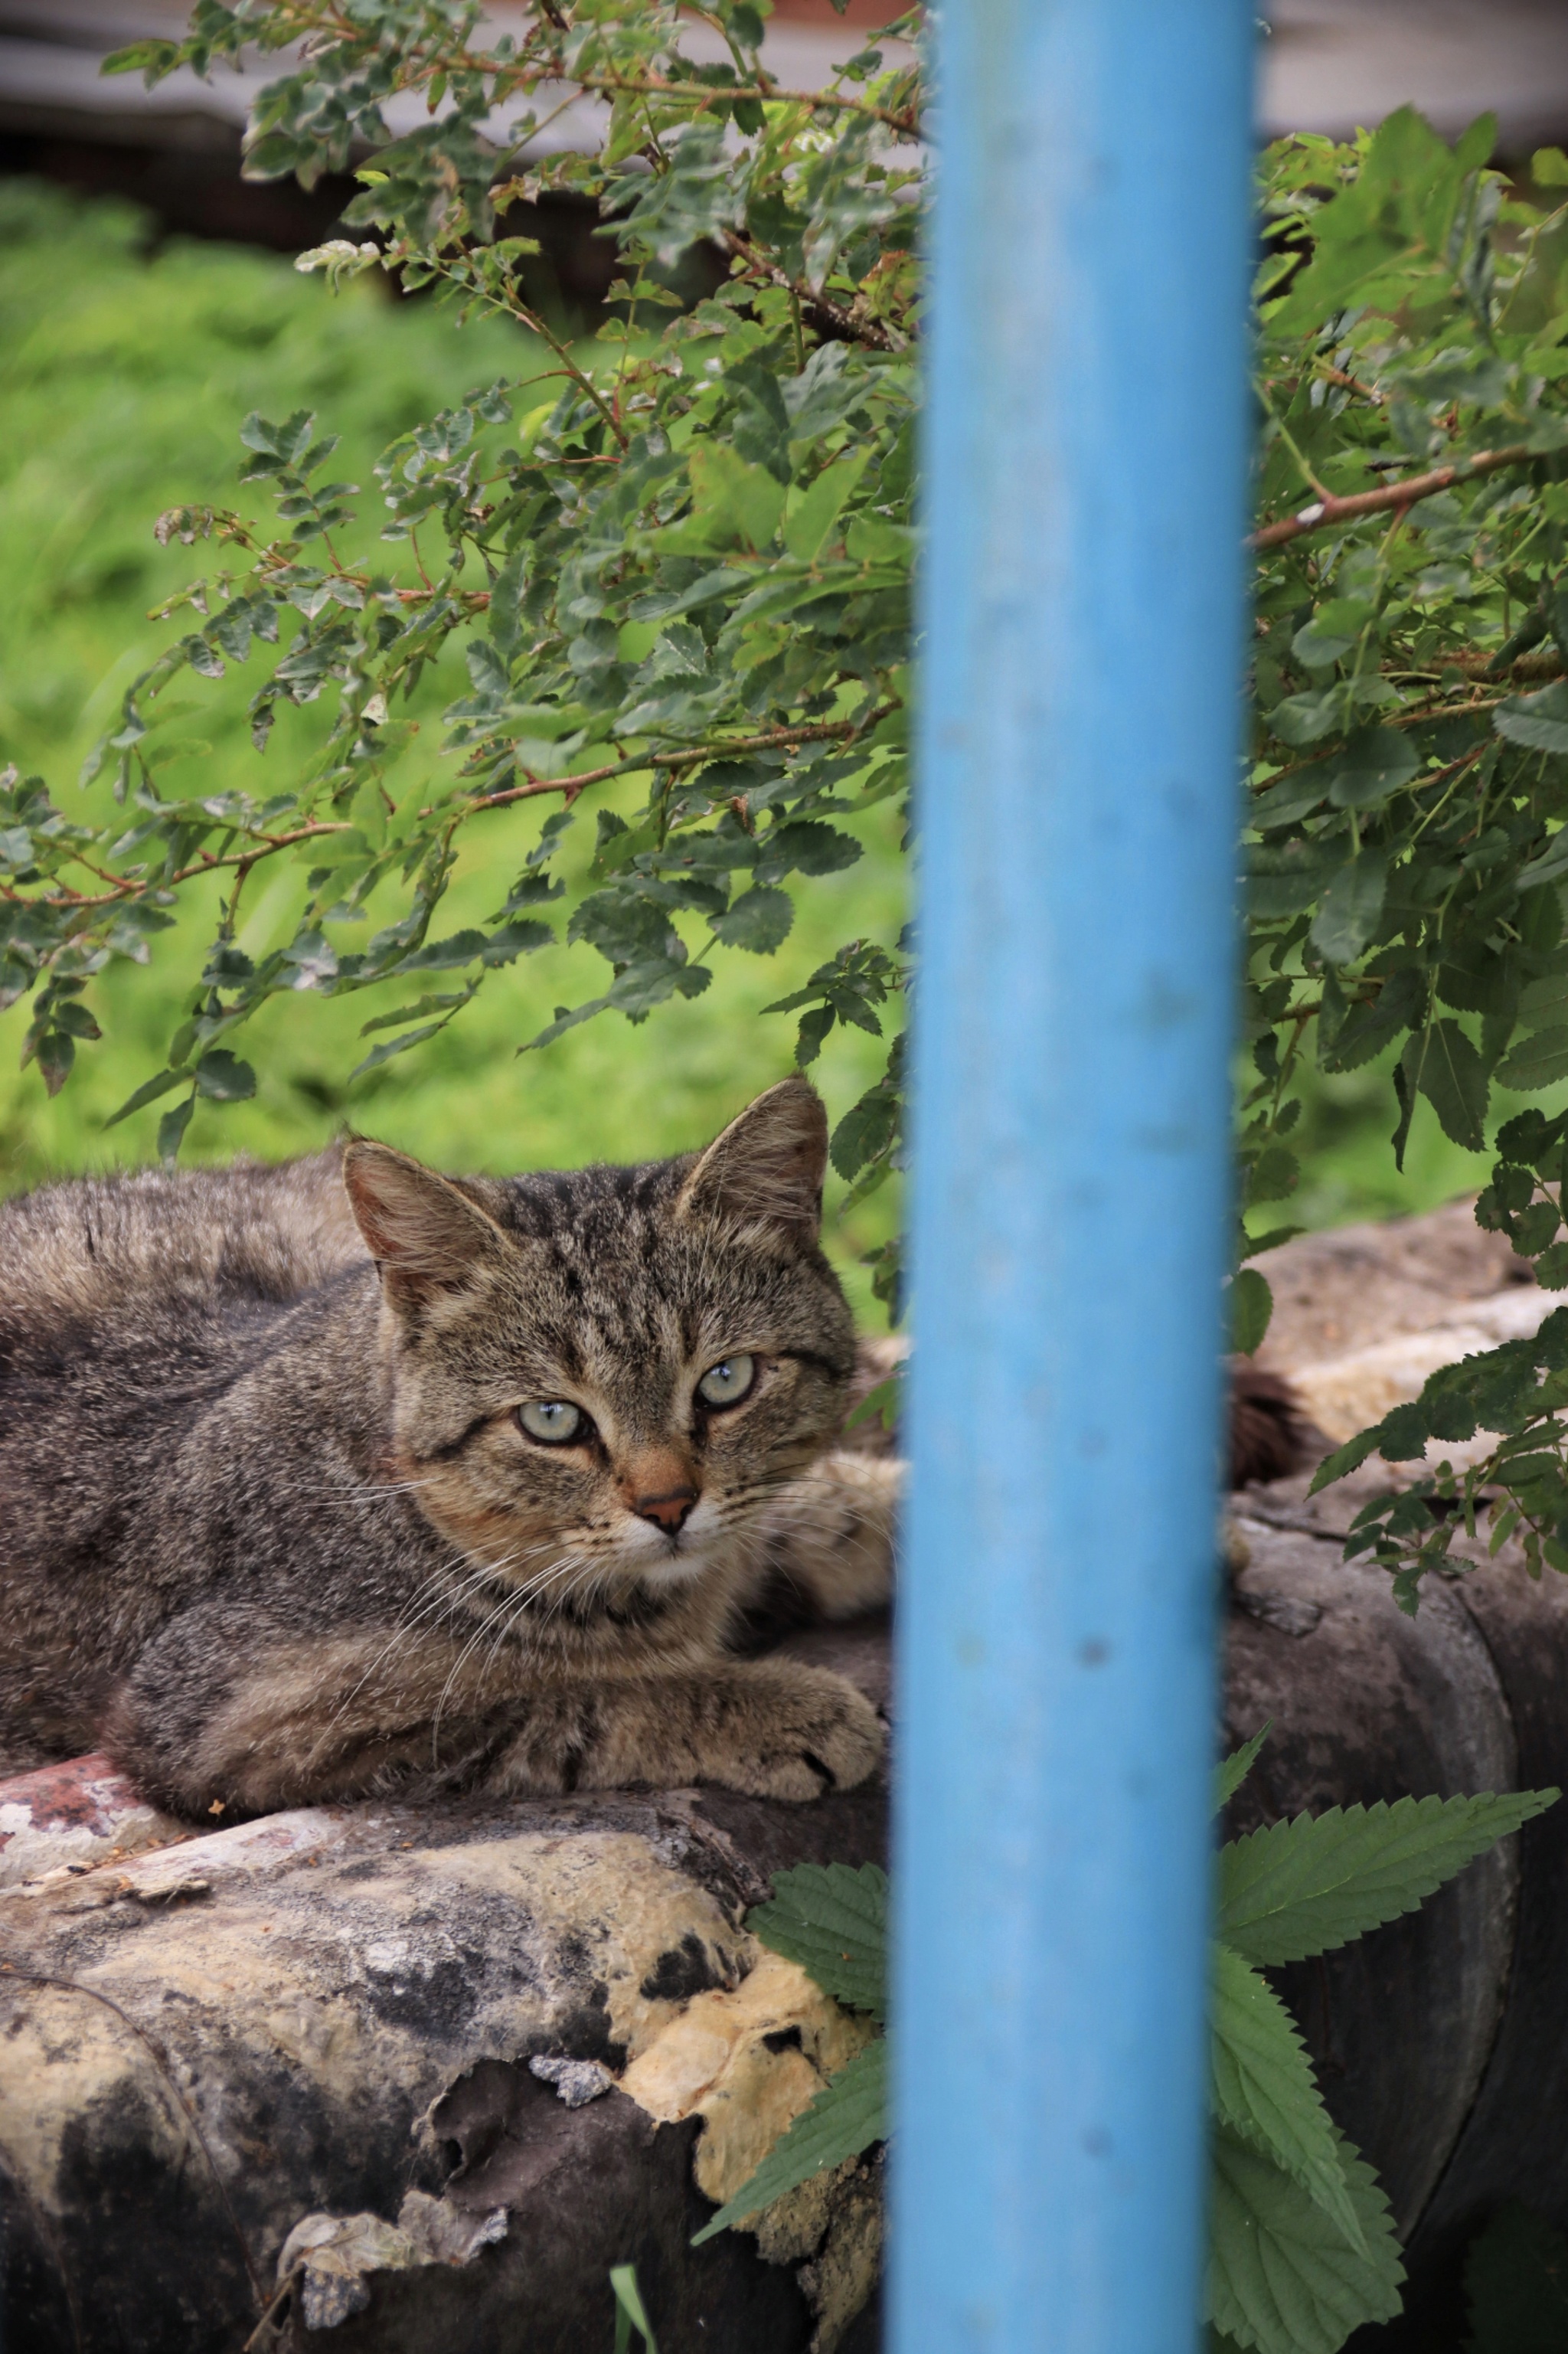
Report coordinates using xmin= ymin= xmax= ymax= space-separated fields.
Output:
xmin=720 ymin=232 xmax=907 ymax=355
xmin=1250 ymin=444 xmax=1537 ymax=551
xmin=466 ymin=706 xmax=899 ymax=812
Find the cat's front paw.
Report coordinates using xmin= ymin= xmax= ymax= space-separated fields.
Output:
xmin=711 ymin=1663 xmax=885 ymax=1803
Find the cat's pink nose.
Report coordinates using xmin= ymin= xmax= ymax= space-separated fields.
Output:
xmin=633 ymin=1486 xmax=697 ymax=1535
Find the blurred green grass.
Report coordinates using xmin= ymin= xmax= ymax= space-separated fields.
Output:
xmin=0 ymin=179 xmax=1529 ymax=1316
xmin=0 ymin=181 xmax=903 ymax=1318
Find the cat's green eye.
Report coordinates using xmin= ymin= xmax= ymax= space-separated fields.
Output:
xmin=517 ymin=1399 xmax=583 ymax=1445
xmin=697 ymin=1354 xmax=756 ymax=1409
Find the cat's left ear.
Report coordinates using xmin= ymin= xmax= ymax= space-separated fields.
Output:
xmin=675 ymin=1076 xmax=828 ymax=1246
xmin=343 ymin=1140 xmax=508 ymax=1308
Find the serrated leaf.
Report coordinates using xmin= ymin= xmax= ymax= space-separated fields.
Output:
xmin=749 ymin=1862 xmax=887 ymax=2018
xmin=1206 ymin=2126 xmax=1403 ymax=2354
xmin=359 ymin=991 xmax=473 ymax=1038
xmin=1496 ymin=682 xmax=1568 ymax=757
xmin=34 ymin=1031 xmax=74 ymax=1096
xmin=687 ymin=443 xmax=786 ymax=554
xmin=1324 ymin=727 xmax=1421 ymax=811
xmin=194 ymin=1048 xmax=256 ymax=1102
xmin=1216 ymin=1724 xmax=1272 ymax=1815
xmin=756 ymin=819 xmax=862 ymax=883
xmin=157 ymin=1093 xmax=194 ymax=1166
xmin=1413 ymin=1018 xmax=1488 ymax=1150
xmin=105 ymin=1064 xmax=189 ymax=1128
xmin=831 ymin=1082 xmax=897 ymax=1179
xmin=1220 ymin=1790 xmax=1559 ymax=1966
xmin=1497 ymin=1025 xmax=1568 ymax=1094
xmin=689 ymin=2037 xmax=887 ymax=2245
xmin=1299 ymin=1412 xmax=1384 ymax=1487
xmin=1233 ymin=1267 xmax=1273 ymax=1356
xmin=709 ymin=884 xmax=794 ymax=953
xmin=783 ymin=450 xmax=871 ymax=562
xmin=1310 ymin=850 xmax=1387 ymax=966
xmin=350 ymin=1019 xmax=451 ymax=1079
xmin=1211 ymin=1945 xmax=1364 ymax=2252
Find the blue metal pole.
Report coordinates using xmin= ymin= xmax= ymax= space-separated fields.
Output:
xmin=893 ymin=6 xmax=1254 ymax=2352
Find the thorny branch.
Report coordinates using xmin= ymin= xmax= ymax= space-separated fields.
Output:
xmin=1250 ymin=444 xmax=1537 ymax=550
xmin=720 ymin=232 xmax=908 ymax=355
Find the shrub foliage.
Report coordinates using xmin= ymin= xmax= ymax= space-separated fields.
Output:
xmin=5 ymin=6 xmax=1568 ymax=1571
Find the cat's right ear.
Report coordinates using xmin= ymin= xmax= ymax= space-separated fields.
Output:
xmin=342 ymin=1142 xmax=506 ymax=1308
xmin=675 ymin=1075 xmax=828 ymax=1246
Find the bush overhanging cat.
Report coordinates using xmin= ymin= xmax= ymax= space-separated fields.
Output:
xmin=0 ymin=1078 xmax=897 ymax=1817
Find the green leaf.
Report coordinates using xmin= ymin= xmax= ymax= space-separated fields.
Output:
xmin=1270 ymin=685 xmax=1354 ymax=747
xmin=1216 ymin=1724 xmax=1272 ymax=1815
xmin=749 ymin=1862 xmax=887 ymax=2019
xmin=105 ymin=1064 xmax=189 ymax=1128
xmin=1310 ymin=851 xmax=1387 ymax=966
xmin=34 ymin=1030 xmax=74 ymax=1097
xmin=709 ymin=885 xmax=795 ymax=953
xmin=1210 ymin=1944 xmax=1365 ymax=2253
xmin=844 ymin=1373 xmax=901 ymax=1435
xmin=359 ymin=991 xmax=473 ymax=1037
xmin=1319 ymin=966 xmax=1425 ymax=1074
xmin=1249 ymin=770 xmax=1334 ymax=830
xmin=194 ymin=1048 xmax=256 ymax=1102
xmin=686 ymin=444 xmax=787 ymax=553
xmin=1292 ymin=600 xmax=1376 ymax=672
xmin=1497 ymin=1025 xmax=1568 ymax=1093
xmin=1496 ymin=682 xmax=1568 ymax=757
xmin=756 ymin=819 xmax=862 ymax=883
xmin=350 ymin=1019 xmax=452 ymax=1079
xmin=101 ymin=38 xmax=181 ymax=78
xmin=1413 ymin=1018 xmax=1488 ymax=1150
xmin=831 ymin=1077 xmax=898 ymax=1181
xmin=1206 ymin=2126 xmax=1403 ymax=2354
xmin=783 ymin=450 xmax=871 ymax=562
xmin=1233 ymin=1267 xmax=1274 ymax=1356
xmin=1219 ymin=1789 xmax=1560 ymax=1966
xmin=689 ymin=2037 xmax=887 ymax=2245
xmin=609 ymin=2263 xmax=659 ymax=2354
xmin=1324 ymin=727 xmax=1421 ymax=812
xmin=157 ymin=1093 xmax=194 ymax=1166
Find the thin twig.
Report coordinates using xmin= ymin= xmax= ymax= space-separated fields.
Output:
xmin=463 ymin=705 xmax=897 ymax=812
xmin=720 ymin=230 xmax=907 ymax=355
xmin=1251 ymin=444 xmax=1537 ymax=551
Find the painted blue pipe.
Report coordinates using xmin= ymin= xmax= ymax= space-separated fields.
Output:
xmin=893 ymin=6 xmax=1254 ymax=2350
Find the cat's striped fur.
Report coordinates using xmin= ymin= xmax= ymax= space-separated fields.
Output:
xmin=0 ymin=1080 xmax=894 ymax=1816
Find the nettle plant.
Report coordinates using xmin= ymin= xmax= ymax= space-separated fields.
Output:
xmin=689 ymin=1752 xmax=1557 ymax=2354
xmin=2 ymin=8 xmax=1568 ymax=1569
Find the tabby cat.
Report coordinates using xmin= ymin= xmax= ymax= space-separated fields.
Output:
xmin=0 ymin=1079 xmax=896 ymax=1818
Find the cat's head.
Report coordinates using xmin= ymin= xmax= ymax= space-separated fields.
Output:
xmin=341 ymin=1078 xmax=856 ymax=1613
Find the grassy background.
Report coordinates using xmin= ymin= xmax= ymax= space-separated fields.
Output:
xmin=0 ymin=179 xmax=1507 ymax=1318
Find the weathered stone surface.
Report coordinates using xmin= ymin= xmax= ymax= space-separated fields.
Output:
xmin=0 ymin=1623 xmax=888 ymax=2354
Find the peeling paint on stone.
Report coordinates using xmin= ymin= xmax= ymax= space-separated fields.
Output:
xmin=0 ymin=1752 xmax=187 ymax=1888
xmin=619 ymin=1950 xmax=874 ymax=2208
xmin=273 ymin=2192 xmax=508 ymax=2334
